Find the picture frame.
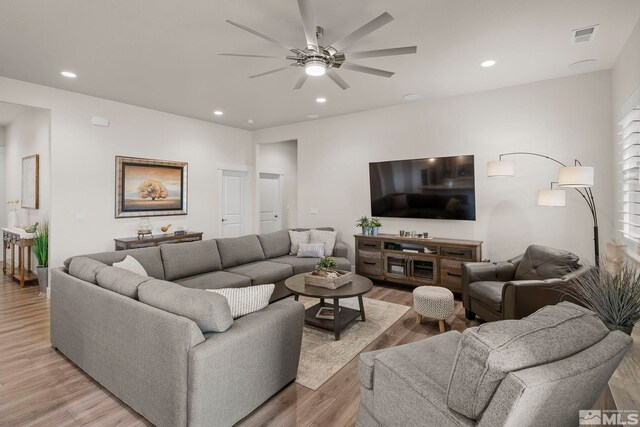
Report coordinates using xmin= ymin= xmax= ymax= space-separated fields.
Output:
xmin=21 ymin=154 xmax=39 ymax=209
xmin=115 ymin=156 xmax=188 ymax=218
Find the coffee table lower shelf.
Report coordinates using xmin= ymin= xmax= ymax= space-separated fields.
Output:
xmin=303 ymin=302 xmax=363 ymax=341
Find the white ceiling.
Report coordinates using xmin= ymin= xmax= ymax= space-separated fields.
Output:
xmin=0 ymin=0 xmax=638 ymax=130
xmin=0 ymin=101 xmax=31 ymax=126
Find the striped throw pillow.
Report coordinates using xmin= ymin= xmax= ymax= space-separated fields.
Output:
xmin=112 ymin=255 xmax=148 ymax=277
xmin=208 ymin=284 xmax=275 ymax=319
xmin=297 ymin=242 xmax=325 ymax=258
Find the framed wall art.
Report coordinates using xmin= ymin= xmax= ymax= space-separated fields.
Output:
xmin=115 ymin=156 xmax=188 ymax=218
xmin=21 ymin=154 xmax=39 ymax=209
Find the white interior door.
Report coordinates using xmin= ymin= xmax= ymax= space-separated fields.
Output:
xmin=259 ymin=172 xmax=282 ymax=233
xmin=220 ymin=170 xmax=247 ymax=237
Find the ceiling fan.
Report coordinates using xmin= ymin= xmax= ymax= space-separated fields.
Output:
xmin=220 ymin=0 xmax=417 ymax=90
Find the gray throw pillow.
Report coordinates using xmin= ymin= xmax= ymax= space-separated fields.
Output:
xmin=297 ymin=242 xmax=325 ymax=258
xmin=138 ymin=279 xmax=233 ymax=333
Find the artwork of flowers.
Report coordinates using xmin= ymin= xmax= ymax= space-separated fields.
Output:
xmin=115 ymin=156 xmax=188 ymax=218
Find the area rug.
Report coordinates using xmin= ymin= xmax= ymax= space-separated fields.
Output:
xmin=295 ymin=296 xmax=410 ymax=390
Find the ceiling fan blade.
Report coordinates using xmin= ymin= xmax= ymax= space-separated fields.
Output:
xmin=219 ymin=53 xmax=283 ymax=59
xmin=293 ymin=74 xmax=308 ymax=90
xmin=341 ymin=62 xmax=394 ymax=78
xmin=326 ymin=69 xmax=350 ymax=90
xmin=249 ymin=67 xmax=290 ymax=78
xmin=329 ymin=12 xmax=394 ymax=52
xmin=297 ymin=0 xmax=319 ymax=52
xmin=226 ymin=20 xmax=295 ymax=52
xmin=346 ymin=46 xmax=417 ymax=60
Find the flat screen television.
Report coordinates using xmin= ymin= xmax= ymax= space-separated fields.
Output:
xmin=369 ymin=155 xmax=476 ymax=220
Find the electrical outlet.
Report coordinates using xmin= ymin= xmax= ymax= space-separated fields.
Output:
xmin=75 ymin=212 xmax=87 ymax=221
xmin=309 ymin=207 xmax=318 ymax=215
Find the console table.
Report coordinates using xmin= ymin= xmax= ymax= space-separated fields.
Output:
xmin=2 ymin=227 xmax=38 ymax=287
xmin=114 ymin=232 xmax=203 ymax=251
xmin=354 ymin=234 xmax=482 ymax=293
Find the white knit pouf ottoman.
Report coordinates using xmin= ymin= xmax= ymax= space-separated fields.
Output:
xmin=413 ymin=286 xmax=455 ymax=333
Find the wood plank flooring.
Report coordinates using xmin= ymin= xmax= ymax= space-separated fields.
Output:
xmin=0 ymin=274 xmax=524 ymax=426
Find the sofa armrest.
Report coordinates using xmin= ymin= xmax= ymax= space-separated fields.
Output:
xmin=501 ymin=278 xmax=569 ymax=319
xmin=333 ymin=241 xmax=349 ymax=258
xmin=187 ymin=299 xmax=304 ymax=427
xmin=462 ymin=262 xmax=516 ymax=308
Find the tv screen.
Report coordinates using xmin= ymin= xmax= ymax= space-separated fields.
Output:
xmin=369 ymin=155 xmax=476 ymax=220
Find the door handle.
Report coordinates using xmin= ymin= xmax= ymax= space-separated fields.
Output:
xmin=221 ymin=218 xmax=227 ymax=222
xmin=275 ymin=215 xmax=278 ymax=218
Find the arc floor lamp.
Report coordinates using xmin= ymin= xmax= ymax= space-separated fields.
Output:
xmin=487 ymin=152 xmax=599 ymax=266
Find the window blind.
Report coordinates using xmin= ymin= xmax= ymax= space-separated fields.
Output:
xmin=619 ymin=106 xmax=640 ymax=244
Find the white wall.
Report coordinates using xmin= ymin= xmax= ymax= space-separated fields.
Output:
xmin=0 ymin=76 xmax=252 ymax=268
xmin=254 ymin=71 xmax=613 ymax=264
xmin=257 ymin=140 xmax=298 ymax=229
xmin=4 ymin=108 xmax=51 ymax=227
xmin=0 ymin=127 xmax=5 ymax=229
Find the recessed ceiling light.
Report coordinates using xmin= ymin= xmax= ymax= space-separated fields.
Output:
xmin=213 ymin=110 xmax=223 ymax=116
xmin=61 ymin=71 xmax=77 ymax=78
xmin=480 ymin=60 xmax=497 ymax=68
xmin=316 ymin=97 xmax=327 ymax=103
xmin=247 ymin=119 xmax=254 ymax=124
xmin=305 ymin=114 xmax=319 ymax=119
xmin=403 ymin=94 xmax=422 ymax=101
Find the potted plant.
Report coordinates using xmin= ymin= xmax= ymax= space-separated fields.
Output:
xmin=32 ymin=221 xmax=48 ymax=296
xmin=370 ymin=217 xmax=382 ymax=236
xmin=356 ymin=215 xmax=371 ymax=236
xmin=564 ymin=261 xmax=640 ymax=335
xmin=315 ymin=256 xmax=338 ymax=276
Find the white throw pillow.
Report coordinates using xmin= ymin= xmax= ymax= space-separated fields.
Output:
xmin=112 ymin=255 xmax=148 ymax=277
xmin=309 ymin=229 xmax=337 ymax=256
xmin=289 ymin=230 xmax=310 ymax=255
xmin=208 ymin=284 xmax=275 ymax=319
xmin=297 ymin=242 xmax=325 ymax=258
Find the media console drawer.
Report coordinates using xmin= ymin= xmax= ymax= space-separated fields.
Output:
xmin=358 ymin=240 xmax=382 ymax=251
xmin=440 ymin=246 xmax=474 ymax=260
xmin=358 ymin=258 xmax=383 ymax=277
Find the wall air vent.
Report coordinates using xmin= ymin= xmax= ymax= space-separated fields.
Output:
xmin=571 ymin=25 xmax=599 ymax=43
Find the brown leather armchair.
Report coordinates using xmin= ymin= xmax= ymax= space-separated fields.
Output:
xmin=462 ymin=245 xmax=588 ymax=321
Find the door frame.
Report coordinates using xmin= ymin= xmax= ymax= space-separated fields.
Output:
xmin=217 ymin=164 xmax=253 ymax=237
xmin=258 ymin=171 xmax=284 ymax=233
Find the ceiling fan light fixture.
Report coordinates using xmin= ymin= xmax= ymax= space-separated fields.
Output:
xmin=305 ymin=58 xmax=327 ymax=76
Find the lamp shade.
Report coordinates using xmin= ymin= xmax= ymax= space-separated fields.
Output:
xmin=558 ymin=166 xmax=594 ymax=187
xmin=537 ymin=189 xmax=566 ymax=207
xmin=487 ymin=160 xmax=515 ymax=177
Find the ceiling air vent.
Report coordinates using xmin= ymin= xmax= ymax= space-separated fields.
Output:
xmin=571 ymin=25 xmax=599 ymax=43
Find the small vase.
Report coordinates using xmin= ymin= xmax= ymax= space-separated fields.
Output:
xmin=372 ymin=227 xmax=379 ymax=236
xmin=36 ymin=266 xmax=48 ymax=296
xmin=7 ymin=210 xmax=17 ymax=228
xmin=362 ymin=227 xmax=371 ymax=236
xmin=605 ymin=322 xmax=633 ymax=336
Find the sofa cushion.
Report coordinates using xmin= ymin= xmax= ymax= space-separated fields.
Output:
xmin=216 ymin=234 xmax=266 ymax=269
xmin=160 ymin=240 xmax=222 ymax=281
xmin=514 ymin=245 xmax=580 ymax=281
xmin=227 ymin=261 xmax=293 ymax=286
xmin=271 ymin=255 xmax=351 ymax=275
xmin=257 ymin=230 xmax=291 ymax=259
xmin=208 ymin=284 xmax=275 ymax=319
xmin=175 ymin=271 xmax=251 ymax=290
xmin=95 ymin=266 xmax=152 ymax=298
xmin=68 ymin=257 xmax=108 ymax=284
xmin=446 ymin=302 xmax=609 ymax=419
xmin=468 ymin=281 xmax=504 ymax=312
xmin=359 ymin=330 xmax=461 ymax=390
xmin=138 ymin=279 xmax=233 ymax=333
xmin=64 ymin=246 xmax=165 ymax=280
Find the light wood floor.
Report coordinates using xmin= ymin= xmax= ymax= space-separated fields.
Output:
xmin=0 ymin=274 xmax=478 ymax=427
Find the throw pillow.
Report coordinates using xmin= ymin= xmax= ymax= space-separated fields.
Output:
xmin=289 ymin=230 xmax=310 ymax=255
xmin=309 ymin=229 xmax=337 ymax=256
xmin=297 ymin=242 xmax=325 ymax=258
xmin=113 ymin=255 xmax=148 ymax=277
xmin=208 ymin=284 xmax=275 ymax=319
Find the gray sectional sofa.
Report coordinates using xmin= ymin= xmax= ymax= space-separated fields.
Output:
xmin=50 ymin=228 xmax=351 ymax=427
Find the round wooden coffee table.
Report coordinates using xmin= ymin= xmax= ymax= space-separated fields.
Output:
xmin=285 ymin=273 xmax=373 ymax=340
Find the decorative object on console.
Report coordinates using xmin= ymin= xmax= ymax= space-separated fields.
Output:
xmin=220 ymin=0 xmax=417 ymax=90
xmin=355 ymin=215 xmax=371 ymax=236
xmin=370 ymin=217 xmax=382 ymax=236
xmin=32 ymin=221 xmax=48 ymax=296
xmin=160 ymin=224 xmax=172 ymax=233
xmin=563 ymin=260 xmax=640 ymax=335
xmin=5 ymin=200 xmax=20 ymax=228
xmin=137 ymin=217 xmax=152 ymax=239
xmin=115 ymin=156 xmax=188 ymax=218
xmin=21 ymin=154 xmax=39 ymax=209
xmin=487 ymin=152 xmax=599 ymax=265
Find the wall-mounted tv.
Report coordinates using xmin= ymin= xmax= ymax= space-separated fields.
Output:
xmin=369 ymin=155 xmax=476 ymax=220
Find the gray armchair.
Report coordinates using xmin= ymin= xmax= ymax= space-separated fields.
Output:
xmin=462 ymin=245 xmax=587 ymax=321
xmin=357 ymin=302 xmax=632 ymax=427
